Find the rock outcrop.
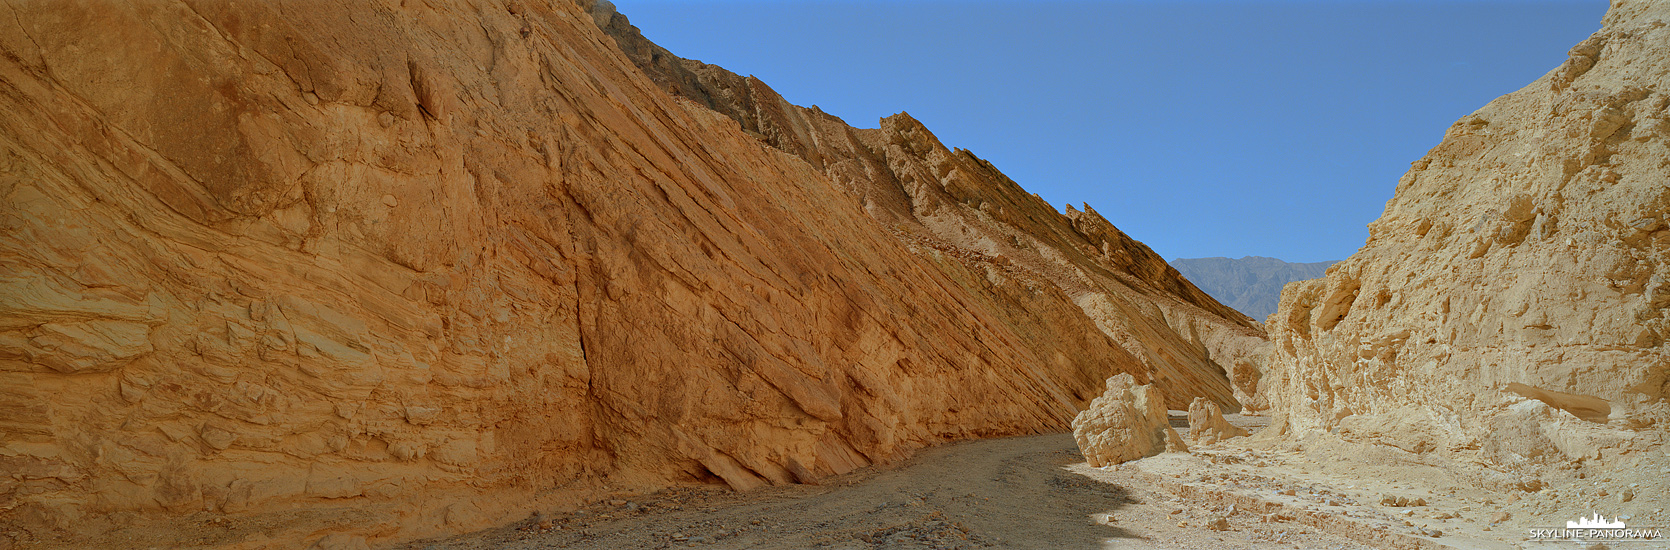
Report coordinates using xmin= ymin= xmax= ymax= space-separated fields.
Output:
xmin=1187 ymin=396 xmax=1247 ymax=445
xmin=1264 ymin=0 xmax=1669 ymax=483
xmin=0 ymin=0 xmax=1258 ymax=547
xmin=1072 ymin=373 xmax=1187 ymax=467
xmin=591 ymin=2 xmax=1270 ymax=413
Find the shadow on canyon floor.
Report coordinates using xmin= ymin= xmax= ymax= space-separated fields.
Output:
xmin=400 ymin=434 xmax=1140 ymax=550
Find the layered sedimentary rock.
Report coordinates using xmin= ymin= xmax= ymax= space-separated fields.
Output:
xmin=1072 ymin=373 xmax=1186 ymax=467
xmin=1265 ymin=1 xmax=1669 ymax=481
xmin=592 ymin=2 xmax=1269 ymax=413
xmin=0 ymin=0 xmax=1257 ymax=548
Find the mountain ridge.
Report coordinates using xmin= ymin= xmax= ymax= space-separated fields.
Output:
xmin=1169 ymin=256 xmax=1337 ymax=321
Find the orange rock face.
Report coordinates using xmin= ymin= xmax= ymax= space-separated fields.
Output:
xmin=0 ymin=1 xmax=1256 ymax=547
xmin=596 ymin=2 xmax=1268 ymax=413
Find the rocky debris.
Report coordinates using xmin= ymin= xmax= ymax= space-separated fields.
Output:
xmin=1187 ymin=396 xmax=1249 ymax=444
xmin=1206 ymin=516 xmax=1232 ymax=531
xmin=1263 ymin=0 xmax=1670 ymax=482
xmin=1113 ymin=449 xmax=1503 ymax=550
xmin=1073 ymin=374 xmax=1188 ymax=466
xmin=1262 ymin=512 xmax=1296 ymax=523
xmin=1379 ymin=495 xmax=1428 ymax=507
xmin=0 ymin=0 xmax=1253 ymax=547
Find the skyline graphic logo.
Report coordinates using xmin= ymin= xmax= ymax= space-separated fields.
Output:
xmin=1528 ymin=513 xmax=1662 ymax=544
xmin=1568 ymin=513 xmax=1626 ymax=529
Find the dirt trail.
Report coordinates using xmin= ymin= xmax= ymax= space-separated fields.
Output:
xmin=399 ymin=430 xmax=1373 ymax=550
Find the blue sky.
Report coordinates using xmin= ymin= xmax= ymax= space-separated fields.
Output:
xmin=611 ymin=0 xmax=1607 ymax=263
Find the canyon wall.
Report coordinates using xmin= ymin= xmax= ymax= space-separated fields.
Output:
xmin=1265 ymin=0 xmax=1668 ymax=484
xmin=593 ymin=3 xmax=1270 ymax=412
xmin=0 ymin=0 xmax=1256 ymax=547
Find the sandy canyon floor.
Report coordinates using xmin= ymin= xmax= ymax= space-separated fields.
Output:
xmin=398 ymin=411 xmax=1648 ymax=550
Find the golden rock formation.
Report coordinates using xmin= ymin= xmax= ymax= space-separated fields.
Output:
xmin=593 ymin=1 xmax=1269 ymax=413
xmin=0 ymin=0 xmax=1256 ymax=547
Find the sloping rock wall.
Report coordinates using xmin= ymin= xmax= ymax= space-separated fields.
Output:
xmin=592 ymin=2 xmax=1270 ymax=412
xmin=0 ymin=0 xmax=1257 ymax=547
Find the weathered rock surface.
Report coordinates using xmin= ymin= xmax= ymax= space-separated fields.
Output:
xmin=0 ymin=0 xmax=1257 ymax=548
xmin=1264 ymin=0 xmax=1670 ymax=481
xmin=1072 ymin=374 xmax=1187 ymax=467
xmin=1187 ymin=396 xmax=1247 ymax=445
xmin=593 ymin=2 xmax=1270 ymax=413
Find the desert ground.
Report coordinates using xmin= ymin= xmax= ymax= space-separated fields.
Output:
xmin=397 ymin=408 xmax=1668 ymax=550
xmin=397 ymin=413 xmax=1564 ymax=550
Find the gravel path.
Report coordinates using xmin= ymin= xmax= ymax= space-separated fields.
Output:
xmin=398 ymin=430 xmax=1374 ymax=550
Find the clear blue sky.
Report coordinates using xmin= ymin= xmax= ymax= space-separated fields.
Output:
xmin=611 ymin=0 xmax=1607 ymax=263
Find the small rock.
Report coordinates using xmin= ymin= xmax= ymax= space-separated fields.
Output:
xmin=1491 ymin=511 xmax=1511 ymax=524
xmin=1621 ymin=489 xmax=1635 ymax=503
xmin=309 ymin=534 xmax=370 ymax=550
xmin=1206 ymin=517 xmax=1231 ymax=531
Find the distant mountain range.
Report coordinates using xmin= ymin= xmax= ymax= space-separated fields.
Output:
xmin=1169 ymin=256 xmax=1337 ymax=321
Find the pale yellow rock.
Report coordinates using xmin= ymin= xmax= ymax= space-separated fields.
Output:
xmin=1263 ymin=0 xmax=1670 ymax=481
xmin=1187 ymin=396 xmax=1247 ymax=445
xmin=1073 ymin=374 xmax=1188 ymax=467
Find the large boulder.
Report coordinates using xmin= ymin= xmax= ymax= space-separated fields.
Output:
xmin=1073 ymin=374 xmax=1188 ymax=466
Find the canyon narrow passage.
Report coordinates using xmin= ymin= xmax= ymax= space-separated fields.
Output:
xmin=398 ymin=421 xmax=1375 ymax=550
